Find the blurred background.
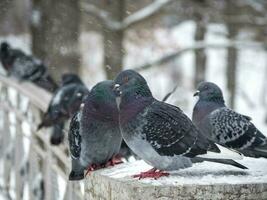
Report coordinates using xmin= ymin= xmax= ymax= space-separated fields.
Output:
xmin=0 ymin=0 xmax=267 ymax=131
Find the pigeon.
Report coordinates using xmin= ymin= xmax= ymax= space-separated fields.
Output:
xmin=192 ymin=81 xmax=267 ymax=158
xmin=0 ymin=42 xmax=58 ymax=92
xmin=114 ymin=70 xmax=247 ymax=179
xmin=68 ymin=80 xmax=123 ymax=181
xmin=119 ymin=84 xmax=178 ymax=160
xmin=38 ymin=74 xmax=89 ymax=145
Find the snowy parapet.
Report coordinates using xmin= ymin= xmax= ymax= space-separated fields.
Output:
xmin=85 ymin=158 xmax=267 ymax=199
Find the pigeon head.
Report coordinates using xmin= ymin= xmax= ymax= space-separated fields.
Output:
xmin=0 ymin=42 xmax=10 ymax=53
xmin=61 ymin=73 xmax=83 ymax=85
xmin=194 ymin=82 xmax=224 ymax=103
xmin=83 ymin=80 xmax=118 ymax=122
xmin=114 ymin=70 xmax=152 ymax=107
xmin=0 ymin=42 xmax=10 ymax=60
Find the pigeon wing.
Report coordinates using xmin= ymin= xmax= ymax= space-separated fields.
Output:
xmin=209 ymin=107 xmax=266 ymax=149
xmin=68 ymin=112 xmax=82 ymax=159
xmin=143 ymin=101 xmax=219 ymax=158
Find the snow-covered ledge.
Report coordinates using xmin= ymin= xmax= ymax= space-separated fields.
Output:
xmin=85 ymin=158 xmax=267 ymax=200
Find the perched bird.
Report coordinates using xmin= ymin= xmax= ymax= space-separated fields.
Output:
xmin=38 ymin=73 xmax=89 ymax=145
xmin=0 ymin=42 xmax=57 ymax=92
xmin=114 ymin=70 xmax=247 ymax=179
xmin=192 ymin=81 xmax=267 ymax=158
xmin=119 ymin=84 xmax=178 ymax=160
xmin=68 ymin=80 xmax=122 ymax=181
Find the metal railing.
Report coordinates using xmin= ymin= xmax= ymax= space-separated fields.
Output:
xmin=0 ymin=75 xmax=84 ymax=200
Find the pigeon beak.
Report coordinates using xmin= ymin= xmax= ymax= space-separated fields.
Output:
xmin=113 ymin=84 xmax=122 ymax=97
xmin=113 ymin=84 xmax=122 ymax=110
xmin=80 ymin=103 xmax=85 ymax=110
xmin=193 ymin=90 xmax=200 ymax=97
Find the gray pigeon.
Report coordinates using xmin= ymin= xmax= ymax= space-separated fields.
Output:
xmin=114 ymin=70 xmax=247 ymax=179
xmin=38 ymin=74 xmax=89 ymax=128
xmin=0 ymin=42 xmax=58 ymax=92
xmin=193 ymin=81 xmax=267 ymax=158
xmin=68 ymin=80 xmax=122 ymax=181
xmin=38 ymin=74 xmax=89 ymax=145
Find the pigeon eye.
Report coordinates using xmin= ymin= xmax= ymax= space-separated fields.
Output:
xmin=123 ymin=76 xmax=129 ymax=83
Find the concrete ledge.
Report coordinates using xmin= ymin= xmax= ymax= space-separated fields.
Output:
xmin=85 ymin=158 xmax=267 ymax=200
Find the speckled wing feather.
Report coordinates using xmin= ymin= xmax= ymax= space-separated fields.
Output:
xmin=12 ymin=56 xmax=45 ymax=81
xmin=209 ymin=107 xmax=267 ymax=150
xmin=143 ymin=100 xmax=219 ymax=157
xmin=49 ymin=84 xmax=84 ymax=115
xmin=68 ymin=112 xmax=82 ymax=159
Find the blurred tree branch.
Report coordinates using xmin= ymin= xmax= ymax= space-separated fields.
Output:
xmin=81 ymin=3 xmax=120 ymax=30
xmin=134 ymin=41 xmax=266 ymax=71
xmin=81 ymin=0 xmax=173 ymax=31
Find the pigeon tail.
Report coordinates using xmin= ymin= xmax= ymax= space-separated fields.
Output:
xmin=37 ymin=123 xmax=43 ymax=131
xmin=240 ymin=145 xmax=267 ymax=158
xmin=69 ymin=159 xmax=85 ymax=181
xmin=194 ymin=158 xmax=248 ymax=169
xmin=198 ymin=144 xmax=243 ymax=160
xmin=69 ymin=170 xmax=84 ymax=181
xmin=162 ymin=85 xmax=178 ymax=102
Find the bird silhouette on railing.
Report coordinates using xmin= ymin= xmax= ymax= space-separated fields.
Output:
xmin=38 ymin=73 xmax=89 ymax=145
xmin=0 ymin=41 xmax=58 ymax=92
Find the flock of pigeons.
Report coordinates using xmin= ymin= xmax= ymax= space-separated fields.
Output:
xmin=1 ymin=42 xmax=267 ymax=182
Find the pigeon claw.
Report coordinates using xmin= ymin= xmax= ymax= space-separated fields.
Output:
xmin=85 ymin=156 xmax=123 ymax=177
xmin=105 ymin=155 xmax=123 ymax=167
xmin=133 ymin=168 xmax=169 ymax=180
xmin=85 ymin=164 xmax=101 ymax=176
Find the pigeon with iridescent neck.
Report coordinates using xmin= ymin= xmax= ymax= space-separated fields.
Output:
xmin=68 ymin=80 xmax=122 ymax=181
xmin=114 ymin=70 xmax=247 ymax=179
xmin=193 ymin=81 xmax=267 ymax=158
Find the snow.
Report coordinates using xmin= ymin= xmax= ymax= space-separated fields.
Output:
xmin=1 ymin=20 xmax=267 ymax=193
xmin=31 ymin=10 xmax=41 ymax=27
xmin=99 ymin=157 xmax=267 ymax=186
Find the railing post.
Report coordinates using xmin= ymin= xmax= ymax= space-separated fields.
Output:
xmin=1 ymin=86 xmax=13 ymax=199
xmin=0 ymin=76 xmax=85 ymax=199
xmin=63 ymin=181 xmax=82 ymax=200
xmin=29 ymin=141 xmax=44 ymax=200
xmin=28 ymin=105 xmax=45 ymax=200
xmin=14 ymin=93 xmax=25 ymax=200
xmin=43 ymin=149 xmax=59 ymax=200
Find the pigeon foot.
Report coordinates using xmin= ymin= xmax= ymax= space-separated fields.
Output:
xmin=133 ymin=168 xmax=169 ymax=180
xmin=105 ymin=155 xmax=123 ymax=167
xmin=85 ymin=156 xmax=123 ymax=177
xmin=85 ymin=164 xmax=103 ymax=176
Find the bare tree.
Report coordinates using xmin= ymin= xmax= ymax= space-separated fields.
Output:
xmin=0 ymin=0 xmax=29 ymax=35
xmin=31 ymin=0 xmax=81 ymax=83
xmin=102 ymin=0 xmax=125 ymax=80
xmin=193 ymin=13 xmax=207 ymax=88
xmin=225 ymin=0 xmax=239 ymax=108
xmin=82 ymin=0 xmax=173 ymax=79
xmin=131 ymin=40 xmax=264 ymax=71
